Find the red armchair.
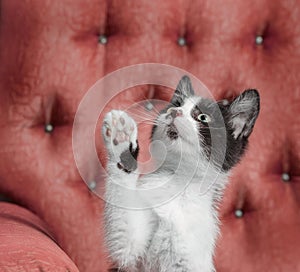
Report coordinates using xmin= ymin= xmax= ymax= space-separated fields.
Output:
xmin=0 ymin=1 xmax=300 ymax=271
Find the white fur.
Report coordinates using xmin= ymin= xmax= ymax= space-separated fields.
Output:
xmin=103 ymin=102 xmax=228 ymax=272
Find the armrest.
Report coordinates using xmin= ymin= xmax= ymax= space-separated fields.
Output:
xmin=0 ymin=202 xmax=79 ymax=272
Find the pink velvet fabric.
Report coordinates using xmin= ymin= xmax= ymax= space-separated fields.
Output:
xmin=0 ymin=1 xmax=299 ymax=271
xmin=0 ymin=202 xmax=79 ymax=272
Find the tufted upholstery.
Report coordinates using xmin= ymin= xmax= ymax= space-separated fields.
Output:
xmin=0 ymin=1 xmax=300 ymax=271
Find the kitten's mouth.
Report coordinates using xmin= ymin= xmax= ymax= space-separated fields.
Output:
xmin=166 ymin=123 xmax=179 ymax=140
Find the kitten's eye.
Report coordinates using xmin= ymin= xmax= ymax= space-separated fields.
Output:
xmin=197 ymin=113 xmax=211 ymax=123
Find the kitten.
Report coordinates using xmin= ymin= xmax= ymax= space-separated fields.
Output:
xmin=102 ymin=76 xmax=260 ymax=272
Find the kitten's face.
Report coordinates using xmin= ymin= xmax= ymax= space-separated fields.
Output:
xmin=151 ymin=76 xmax=260 ymax=172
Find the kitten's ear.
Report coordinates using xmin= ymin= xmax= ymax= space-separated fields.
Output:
xmin=229 ymin=89 xmax=260 ymax=139
xmin=171 ymin=76 xmax=195 ymax=106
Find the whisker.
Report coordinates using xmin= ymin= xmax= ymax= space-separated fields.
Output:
xmin=149 ymin=103 xmax=164 ymax=115
xmin=140 ymin=99 xmax=165 ymax=115
xmin=128 ymin=105 xmax=158 ymax=117
xmin=126 ymin=109 xmax=156 ymax=120
xmin=127 ymin=111 xmax=153 ymax=120
xmin=131 ymin=109 xmax=157 ymax=119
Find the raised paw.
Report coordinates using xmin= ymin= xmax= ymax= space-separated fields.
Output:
xmin=102 ymin=110 xmax=139 ymax=173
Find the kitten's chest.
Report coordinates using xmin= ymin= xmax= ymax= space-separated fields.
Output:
xmin=157 ymin=195 xmax=207 ymax=225
xmin=144 ymin=195 xmax=215 ymax=271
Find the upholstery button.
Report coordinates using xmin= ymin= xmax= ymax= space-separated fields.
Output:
xmin=145 ymin=101 xmax=154 ymax=111
xmin=99 ymin=34 xmax=108 ymax=45
xmin=44 ymin=124 xmax=54 ymax=133
xmin=222 ymin=99 xmax=229 ymax=106
xmin=177 ymin=37 xmax=187 ymax=47
xmin=255 ymin=35 xmax=264 ymax=45
xmin=235 ymin=209 xmax=244 ymax=218
xmin=281 ymin=173 xmax=291 ymax=182
xmin=88 ymin=181 xmax=97 ymax=190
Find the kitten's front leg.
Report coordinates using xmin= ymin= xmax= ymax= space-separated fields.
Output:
xmin=102 ymin=110 xmax=154 ymax=270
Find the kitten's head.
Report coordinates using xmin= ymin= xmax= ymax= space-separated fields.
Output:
xmin=151 ymin=76 xmax=260 ymax=172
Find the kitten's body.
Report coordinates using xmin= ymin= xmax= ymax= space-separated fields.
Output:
xmin=103 ymin=76 xmax=260 ymax=272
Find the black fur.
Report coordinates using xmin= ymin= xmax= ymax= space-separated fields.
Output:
xmin=166 ymin=124 xmax=179 ymax=140
xmin=170 ymin=75 xmax=194 ymax=107
xmin=118 ymin=141 xmax=139 ymax=173
xmin=191 ymin=90 xmax=259 ymax=171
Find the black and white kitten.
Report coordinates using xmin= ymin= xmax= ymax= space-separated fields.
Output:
xmin=102 ymin=76 xmax=260 ymax=272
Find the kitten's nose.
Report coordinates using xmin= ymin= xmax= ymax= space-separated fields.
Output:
xmin=167 ymin=107 xmax=183 ymax=118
